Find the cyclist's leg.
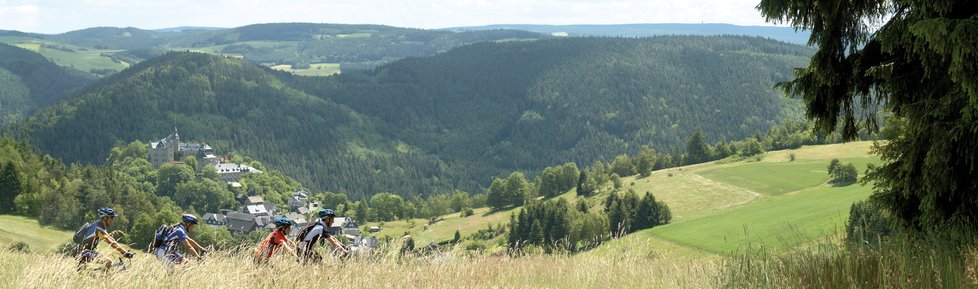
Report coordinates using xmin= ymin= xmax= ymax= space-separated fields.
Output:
xmin=76 ymin=250 xmax=96 ymax=270
xmin=166 ymin=252 xmax=184 ymax=264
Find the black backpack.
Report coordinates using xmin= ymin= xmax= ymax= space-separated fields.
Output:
xmin=152 ymin=225 xmax=173 ymax=249
xmin=72 ymin=221 xmax=96 ymax=244
xmin=295 ymin=222 xmax=324 ymax=243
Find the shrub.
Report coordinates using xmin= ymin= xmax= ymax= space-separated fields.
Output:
xmin=829 ymin=162 xmax=858 ymax=185
xmin=845 ymin=200 xmax=898 ymax=246
xmin=463 ymin=240 xmax=487 ymax=252
xmin=8 ymin=241 xmax=30 ymax=253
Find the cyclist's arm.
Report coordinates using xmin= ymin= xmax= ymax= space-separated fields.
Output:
xmin=182 ymin=239 xmax=201 ymax=258
xmin=326 ymin=235 xmax=350 ymax=254
xmin=280 ymin=240 xmax=297 ymax=257
xmin=186 ymin=237 xmax=205 ymax=252
xmin=98 ymin=229 xmax=129 ymax=255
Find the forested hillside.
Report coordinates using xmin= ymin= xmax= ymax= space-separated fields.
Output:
xmin=293 ymin=36 xmax=812 ymax=189
xmin=11 ymin=36 xmax=812 ymax=198
xmin=10 ymin=52 xmax=456 ymax=199
xmin=0 ymin=43 xmax=92 ymax=125
xmin=448 ymin=23 xmax=809 ymax=44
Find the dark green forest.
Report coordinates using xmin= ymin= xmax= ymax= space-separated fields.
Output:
xmin=0 ymin=43 xmax=92 ymax=125
xmin=8 ymin=36 xmax=812 ymax=199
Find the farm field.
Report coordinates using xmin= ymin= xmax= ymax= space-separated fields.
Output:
xmin=0 ymin=37 xmax=126 ymax=74
xmin=271 ymin=63 xmax=341 ymax=76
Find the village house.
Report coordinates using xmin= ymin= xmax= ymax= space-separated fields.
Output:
xmin=225 ymin=212 xmax=257 ymax=233
xmin=202 ymin=213 xmax=227 ymax=227
xmin=329 ymin=217 xmax=360 ymax=238
xmin=216 ymin=163 xmax=263 ymax=182
xmin=288 ymin=189 xmax=309 ymax=209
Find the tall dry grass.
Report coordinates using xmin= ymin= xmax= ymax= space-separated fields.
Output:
xmin=721 ymin=233 xmax=978 ymax=288
xmin=0 ymin=243 xmax=721 ymax=289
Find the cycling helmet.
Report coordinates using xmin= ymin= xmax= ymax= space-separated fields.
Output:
xmin=273 ymin=217 xmax=293 ymax=228
xmin=182 ymin=214 xmax=199 ymax=224
xmin=98 ymin=207 xmax=118 ymax=218
xmin=318 ymin=209 xmax=336 ymax=218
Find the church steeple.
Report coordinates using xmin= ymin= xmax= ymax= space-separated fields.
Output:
xmin=173 ymin=127 xmax=180 ymax=141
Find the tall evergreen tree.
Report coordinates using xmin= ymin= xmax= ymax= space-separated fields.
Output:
xmin=759 ymin=0 xmax=978 ymax=230
xmin=0 ymin=161 xmax=22 ymax=213
xmin=576 ymin=170 xmax=589 ymax=196
xmin=685 ymin=130 xmax=712 ymax=165
xmin=607 ymin=200 xmax=627 ymax=237
xmin=632 ymin=192 xmax=659 ymax=231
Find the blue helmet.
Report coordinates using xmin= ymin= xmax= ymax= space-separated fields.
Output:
xmin=273 ymin=217 xmax=294 ymax=228
xmin=182 ymin=214 xmax=198 ymax=224
xmin=98 ymin=207 xmax=117 ymax=218
xmin=318 ymin=209 xmax=336 ymax=218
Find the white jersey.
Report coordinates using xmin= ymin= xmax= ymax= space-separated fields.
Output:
xmin=297 ymin=222 xmax=327 ymax=251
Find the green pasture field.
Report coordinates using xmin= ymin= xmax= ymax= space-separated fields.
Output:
xmin=651 ymin=182 xmax=872 ymax=254
xmin=0 ymin=215 xmax=72 ymax=252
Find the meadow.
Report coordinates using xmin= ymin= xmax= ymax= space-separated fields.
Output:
xmin=0 ymin=36 xmax=127 ymax=74
xmin=0 ymin=215 xmax=72 ymax=253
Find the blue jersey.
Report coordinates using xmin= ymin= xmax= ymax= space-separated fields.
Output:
xmin=81 ymin=223 xmax=109 ymax=250
xmin=163 ymin=224 xmax=188 ymax=248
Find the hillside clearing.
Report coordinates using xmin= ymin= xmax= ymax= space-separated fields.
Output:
xmin=0 ymin=215 xmax=72 ymax=253
xmin=652 ymin=182 xmax=872 ymax=254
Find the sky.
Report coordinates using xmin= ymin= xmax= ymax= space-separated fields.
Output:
xmin=0 ymin=0 xmax=782 ymax=34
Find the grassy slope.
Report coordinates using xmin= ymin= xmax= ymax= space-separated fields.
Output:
xmin=652 ymin=183 xmax=871 ymax=254
xmin=0 ymin=215 xmax=72 ymax=252
xmin=635 ymin=141 xmax=877 ymax=254
xmin=0 ymin=36 xmax=127 ymax=73
xmin=368 ymin=190 xmax=580 ymax=245
xmin=369 ymin=142 xmax=878 ymax=254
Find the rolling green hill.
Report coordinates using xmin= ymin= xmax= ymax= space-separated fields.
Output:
xmin=10 ymin=36 xmax=812 ymax=198
xmin=0 ymin=43 xmax=92 ymax=125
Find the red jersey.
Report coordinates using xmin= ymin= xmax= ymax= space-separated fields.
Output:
xmin=255 ymin=229 xmax=288 ymax=260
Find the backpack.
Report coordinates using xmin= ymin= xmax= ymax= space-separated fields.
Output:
xmin=72 ymin=221 xmax=95 ymax=244
xmin=152 ymin=225 xmax=174 ymax=249
xmin=294 ymin=222 xmax=324 ymax=244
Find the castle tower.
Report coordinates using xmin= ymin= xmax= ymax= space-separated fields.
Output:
xmin=172 ymin=127 xmax=180 ymax=160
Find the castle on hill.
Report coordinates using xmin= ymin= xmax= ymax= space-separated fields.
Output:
xmin=148 ymin=127 xmax=213 ymax=167
xmin=147 ymin=128 xmax=261 ymax=182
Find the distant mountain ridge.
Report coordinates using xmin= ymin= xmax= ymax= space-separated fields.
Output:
xmin=445 ymin=23 xmax=810 ymax=45
xmin=0 ymin=23 xmax=548 ymax=73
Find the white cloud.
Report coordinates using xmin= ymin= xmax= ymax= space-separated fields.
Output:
xmin=0 ymin=4 xmax=40 ymax=31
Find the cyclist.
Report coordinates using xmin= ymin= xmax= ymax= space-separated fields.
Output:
xmin=75 ymin=207 xmax=135 ymax=271
xmin=296 ymin=209 xmax=350 ymax=263
xmin=254 ymin=217 xmax=297 ymax=263
xmin=156 ymin=214 xmax=206 ymax=266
